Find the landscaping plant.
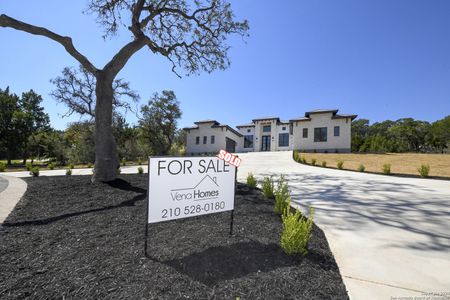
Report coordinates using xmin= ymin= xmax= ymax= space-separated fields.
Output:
xmin=246 ymin=173 xmax=257 ymax=188
xmin=321 ymin=161 xmax=327 ymax=167
xmin=66 ymin=169 xmax=72 ymax=176
xmin=261 ymin=176 xmax=275 ymax=199
xmin=30 ymin=167 xmax=40 ymax=177
xmin=281 ymin=203 xmax=315 ymax=256
xmin=274 ymin=176 xmax=290 ymax=214
xmin=122 ymin=158 xmax=126 ymax=166
xmin=69 ymin=163 xmax=75 ymax=169
xmin=337 ymin=160 xmax=344 ymax=169
xmin=417 ymin=164 xmax=430 ymax=178
xmin=26 ymin=162 xmax=33 ymax=171
xmin=48 ymin=162 xmax=55 ymax=170
xmin=357 ymin=164 xmax=365 ymax=172
xmin=311 ymin=158 xmax=317 ymax=166
xmin=87 ymin=163 xmax=93 ymax=168
xmin=138 ymin=167 xmax=144 ymax=174
xmin=293 ymin=150 xmax=300 ymax=162
xmin=382 ymin=163 xmax=391 ymax=175
xmin=0 ymin=162 xmax=5 ymax=172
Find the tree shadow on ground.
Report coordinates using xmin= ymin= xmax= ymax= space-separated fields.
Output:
xmin=159 ymin=241 xmax=298 ymax=286
xmin=255 ymin=172 xmax=450 ymax=252
xmin=3 ymin=178 xmax=146 ymax=227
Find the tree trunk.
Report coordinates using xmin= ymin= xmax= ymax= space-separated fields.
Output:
xmin=92 ymin=73 xmax=119 ymax=182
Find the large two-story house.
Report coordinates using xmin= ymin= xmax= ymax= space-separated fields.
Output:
xmin=183 ymin=109 xmax=357 ymax=154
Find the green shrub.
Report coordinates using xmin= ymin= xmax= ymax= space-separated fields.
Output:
xmin=281 ymin=204 xmax=315 ymax=256
xmin=301 ymin=157 xmax=306 ymax=164
xmin=246 ymin=173 xmax=257 ymax=188
xmin=138 ymin=166 xmax=144 ymax=174
xmin=66 ymin=169 xmax=72 ymax=176
xmin=26 ymin=162 xmax=33 ymax=171
xmin=29 ymin=167 xmax=40 ymax=177
xmin=382 ymin=163 xmax=391 ymax=175
xmin=69 ymin=163 xmax=75 ymax=169
xmin=293 ymin=150 xmax=300 ymax=162
xmin=417 ymin=164 xmax=430 ymax=178
xmin=357 ymin=164 xmax=365 ymax=172
xmin=337 ymin=160 xmax=344 ymax=169
xmin=87 ymin=162 xmax=93 ymax=168
xmin=121 ymin=158 xmax=126 ymax=166
xmin=321 ymin=161 xmax=327 ymax=167
xmin=311 ymin=158 xmax=317 ymax=166
xmin=0 ymin=162 xmax=6 ymax=172
xmin=261 ymin=176 xmax=275 ymax=199
xmin=48 ymin=162 xmax=55 ymax=170
xmin=274 ymin=176 xmax=290 ymax=214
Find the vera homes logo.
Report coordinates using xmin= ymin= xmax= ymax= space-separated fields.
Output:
xmin=170 ymin=175 xmax=220 ymax=202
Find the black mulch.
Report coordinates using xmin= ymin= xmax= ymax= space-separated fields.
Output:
xmin=0 ymin=175 xmax=348 ymax=299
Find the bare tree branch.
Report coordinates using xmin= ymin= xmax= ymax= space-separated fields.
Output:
xmin=50 ymin=65 xmax=139 ymax=118
xmin=0 ymin=14 xmax=98 ymax=74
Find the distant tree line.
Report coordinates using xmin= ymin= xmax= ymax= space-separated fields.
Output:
xmin=352 ymin=117 xmax=450 ymax=153
xmin=0 ymin=87 xmax=184 ymax=166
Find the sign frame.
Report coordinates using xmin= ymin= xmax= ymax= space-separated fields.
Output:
xmin=144 ymin=155 xmax=237 ymax=257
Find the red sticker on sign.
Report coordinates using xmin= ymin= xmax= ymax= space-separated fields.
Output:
xmin=217 ymin=149 xmax=241 ymax=168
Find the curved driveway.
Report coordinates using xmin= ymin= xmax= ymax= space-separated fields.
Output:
xmin=236 ymin=151 xmax=450 ymax=300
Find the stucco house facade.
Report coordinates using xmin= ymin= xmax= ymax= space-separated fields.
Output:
xmin=183 ymin=109 xmax=357 ymax=154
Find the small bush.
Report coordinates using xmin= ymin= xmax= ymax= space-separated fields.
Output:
xmin=293 ymin=150 xmax=300 ymax=162
xmin=274 ymin=176 xmax=290 ymax=214
xmin=337 ymin=160 xmax=344 ymax=169
xmin=121 ymin=158 xmax=126 ymax=166
xmin=321 ymin=161 xmax=327 ymax=167
xmin=26 ymin=162 xmax=33 ymax=171
xmin=311 ymin=158 xmax=317 ymax=166
xmin=246 ymin=173 xmax=257 ymax=188
xmin=261 ymin=176 xmax=275 ymax=199
xmin=48 ymin=162 xmax=55 ymax=170
xmin=29 ymin=167 xmax=40 ymax=177
xmin=382 ymin=163 xmax=391 ymax=175
xmin=281 ymin=204 xmax=315 ymax=256
xmin=66 ymin=169 xmax=72 ymax=176
xmin=357 ymin=164 xmax=365 ymax=172
xmin=0 ymin=162 xmax=6 ymax=172
xmin=69 ymin=163 xmax=75 ymax=169
xmin=417 ymin=164 xmax=430 ymax=178
xmin=138 ymin=166 xmax=144 ymax=174
xmin=87 ymin=162 xmax=93 ymax=168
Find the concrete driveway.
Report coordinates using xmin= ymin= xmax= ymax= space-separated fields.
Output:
xmin=236 ymin=151 xmax=450 ymax=300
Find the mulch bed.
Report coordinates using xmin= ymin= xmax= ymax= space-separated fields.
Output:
xmin=0 ymin=175 xmax=348 ymax=299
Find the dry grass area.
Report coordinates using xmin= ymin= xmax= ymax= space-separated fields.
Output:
xmin=299 ymin=153 xmax=450 ymax=179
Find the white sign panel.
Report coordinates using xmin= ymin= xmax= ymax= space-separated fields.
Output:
xmin=148 ymin=156 xmax=236 ymax=223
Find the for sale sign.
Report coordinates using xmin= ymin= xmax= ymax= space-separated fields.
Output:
xmin=148 ymin=156 xmax=236 ymax=223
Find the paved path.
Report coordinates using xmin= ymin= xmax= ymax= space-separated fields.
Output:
xmin=0 ymin=175 xmax=27 ymax=223
xmin=236 ymin=152 xmax=450 ymax=300
xmin=1 ymin=165 xmax=148 ymax=178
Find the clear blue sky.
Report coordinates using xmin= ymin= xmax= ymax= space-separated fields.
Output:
xmin=1 ymin=0 xmax=449 ymax=130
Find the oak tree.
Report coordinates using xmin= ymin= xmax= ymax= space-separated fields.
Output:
xmin=0 ymin=0 xmax=248 ymax=182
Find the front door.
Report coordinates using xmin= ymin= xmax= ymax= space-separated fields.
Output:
xmin=261 ymin=135 xmax=271 ymax=151
xmin=226 ymin=137 xmax=236 ymax=153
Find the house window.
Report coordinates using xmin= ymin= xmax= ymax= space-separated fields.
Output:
xmin=314 ymin=127 xmax=327 ymax=142
xmin=334 ymin=126 xmax=340 ymax=136
xmin=282 ymin=126 xmax=286 ymax=131
xmin=263 ymin=125 xmax=271 ymax=132
xmin=247 ymin=128 xmax=251 ymax=133
xmin=203 ymin=136 xmax=207 ymax=144
xmin=211 ymin=135 xmax=215 ymax=144
xmin=196 ymin=136 xmax=200 ymax=144
xmin=244 ymin=135 xmax=254 ymax=148
xmin=278 ymin=133 xmax=289 ymax=147
xmin=302 ymin=128 xmax=308 ymax=138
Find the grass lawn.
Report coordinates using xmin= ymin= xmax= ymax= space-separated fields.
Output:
xmin=0 ymin=160 xmax=147 ymax=172
xmin=298 ymin=153 xmax=450 ymax=179
xmin=0 ymin=175 xmax=347 ymax=299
